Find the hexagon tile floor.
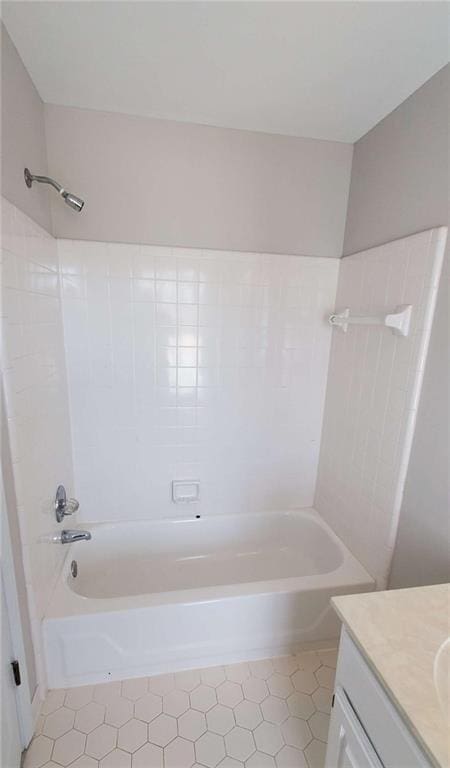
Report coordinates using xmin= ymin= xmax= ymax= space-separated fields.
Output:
xmin=24 ymin=648 xmax=337 ymax=768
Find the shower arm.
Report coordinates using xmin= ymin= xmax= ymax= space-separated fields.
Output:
xmin=24 ymin=167 xmax=84 ymax=212
xmin=24 ymin=168 xmax=65 ymax=195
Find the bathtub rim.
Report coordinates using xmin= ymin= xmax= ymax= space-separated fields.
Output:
xmin=44 ymin=508 xmax=374 ymax=620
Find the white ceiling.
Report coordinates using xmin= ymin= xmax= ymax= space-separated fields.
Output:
xmin=2 ymin=1 xmax=448 ymax=143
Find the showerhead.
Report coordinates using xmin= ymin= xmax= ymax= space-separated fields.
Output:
xmin=61 ymin=191 xmax=84 ymax=212
xmin=24 ymin=168 xmax=85 ymax=212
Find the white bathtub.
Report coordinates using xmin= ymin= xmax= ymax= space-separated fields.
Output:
xmin=43 ymin=509 xmax=373 ymax=689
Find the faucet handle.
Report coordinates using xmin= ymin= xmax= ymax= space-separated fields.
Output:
xmin=65 ymin=498 xmax=80 ymax=515
xmin=55 ymin=485 xmax=80 ymax=522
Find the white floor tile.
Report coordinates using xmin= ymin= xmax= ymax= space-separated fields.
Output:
xmin=206 ymin=705 xmax=235 ymax=736
xmin=25 ymin=650 xmax=335 ymax=768
xmin=224 ymin=726 xmax=255 ymax=762
xmin=195 ymin=731 xmax=226 ymax=767
xmin=117 ymin=719 xmax=147 ymax=753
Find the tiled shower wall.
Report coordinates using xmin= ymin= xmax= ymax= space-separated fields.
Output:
xmin=1 ymin=198 xmax=74 ymax=693
xmin=59 ymin=240 xmax=339 ymax=521
xmin=315 ymin=227 xmax=447 ymax=586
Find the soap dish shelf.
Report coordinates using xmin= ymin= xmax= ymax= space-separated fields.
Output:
xmin=329 ymin=304 xmax=412 ymax=337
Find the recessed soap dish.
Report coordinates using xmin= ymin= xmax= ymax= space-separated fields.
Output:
xmin=172 ymin=480 xmax=200 ymax=503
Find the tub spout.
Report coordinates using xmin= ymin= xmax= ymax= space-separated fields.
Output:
xmin=52 ymin=529 xmax=92 ymax=544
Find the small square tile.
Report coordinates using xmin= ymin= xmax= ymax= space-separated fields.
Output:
xmin=133 ymin=279 xmax=156 ymax=302
xmin=156 ymin=280 xmax=177 ymax=303
xmin=178 ymin=283 xmax=199 ymax=304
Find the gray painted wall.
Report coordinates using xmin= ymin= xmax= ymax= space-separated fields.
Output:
xmin=2 ymin=20 xmax=352 ymax=258
xmin=344 ymin=65 xmax=448 ymax=255
xmin=343 ymin=65 xmax=449 ymax=588
xmin=44 ymin=103 xmax=352 ymax=257
xmin=1 ymin=25 xmax=51 ymax=232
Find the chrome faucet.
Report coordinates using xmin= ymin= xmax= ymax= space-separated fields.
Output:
xmin=52 ymin=529 xmax=92 ymax=544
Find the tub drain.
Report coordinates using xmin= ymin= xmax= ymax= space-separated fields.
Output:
xmin=71 ymin=560 xmax=78 ymax=578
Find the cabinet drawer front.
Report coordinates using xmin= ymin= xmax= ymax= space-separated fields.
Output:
xmin=326 ymin=687 xmax=384 ymax=768
xmin=336 ymin=629 xmax=431 ymax=768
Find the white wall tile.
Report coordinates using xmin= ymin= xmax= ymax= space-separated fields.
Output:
xmin=58 ymin=240 xmax=338 ymax=522
xmin=315 ymin=227 xmax=447 ymax=586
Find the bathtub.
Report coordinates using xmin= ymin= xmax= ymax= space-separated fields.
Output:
xmin=43 ymin=509 xmax=373 ymax=689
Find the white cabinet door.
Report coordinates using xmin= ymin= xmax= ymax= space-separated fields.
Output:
xmin=325 ymin=688 xmax=384 ymax=768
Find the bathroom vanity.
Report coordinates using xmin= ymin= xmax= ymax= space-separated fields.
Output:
xmin=325 ymin=584 xmax=448 ymax=768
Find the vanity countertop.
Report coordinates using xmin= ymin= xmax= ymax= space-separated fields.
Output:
xmin=332 ymin=583 xmax=449 ymax=768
